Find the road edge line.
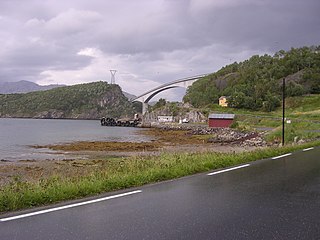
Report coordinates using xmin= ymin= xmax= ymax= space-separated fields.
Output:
xmin=0 ymin=190 xmax=142 ymax=222
xmin=207 ymin=164 xmax=250 ymax=176
xmin=272 ymin=153 xmax=292 ymax=160
xmin=303 ymin=147 xmax=314 ymax=152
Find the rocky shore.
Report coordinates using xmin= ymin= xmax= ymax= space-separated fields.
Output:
xmin=149 ymin=123 xmax=268 ymax=147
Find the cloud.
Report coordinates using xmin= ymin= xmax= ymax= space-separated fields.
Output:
xmin=0 ymin=0 xmax=319 ymax=101
xmin=45 ymin=8 xmax=102 ymax=35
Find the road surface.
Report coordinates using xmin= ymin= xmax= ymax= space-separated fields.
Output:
xmin=1 ymin=146 xmax=319 ymax=239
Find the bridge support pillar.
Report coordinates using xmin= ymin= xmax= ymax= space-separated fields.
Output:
xmin=142 ymin=102 xmax=148 ymax=115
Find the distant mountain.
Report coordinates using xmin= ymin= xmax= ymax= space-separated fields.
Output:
xmin=0 ymin=82 xmax=137 ymax=119
xmin=123 ymin=92 xmax=136 ymax=100
xmin=0 ymin=80 xmax=65 ymax=94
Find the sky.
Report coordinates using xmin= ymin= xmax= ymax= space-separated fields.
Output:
xmin=0 ymin=0 xmax=319 ymax=101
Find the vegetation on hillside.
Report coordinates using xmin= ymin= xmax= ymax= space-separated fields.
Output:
xmin=149 ymin=98 xmax=185 ymax=117
xmin=184 ymin=46 xmax=320 ymax=111
xmin=0 ymin=82 xmax=135 ymax=119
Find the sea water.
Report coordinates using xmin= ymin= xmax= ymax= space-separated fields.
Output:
xmin=0 ymin=118 xmax=151 ymax=161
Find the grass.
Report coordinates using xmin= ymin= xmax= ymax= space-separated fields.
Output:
xmin=265 ymin=122 xmax=320 ymax=143
xmin=286 ymin=94 xmax=320 ymax=112
xmin=1 ymin=141 xmax=320 ymax=213
xmin=224 ymin=96 xmax=320 ymax=144
xmin=207 ymin=94 xmax=320 ymax=122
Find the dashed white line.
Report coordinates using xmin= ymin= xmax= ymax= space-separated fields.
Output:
xmin=272 ymin=153 xmax=292 ymax=160
xmin=207 ymin=164 xmax=250 ymax=176
xmin=303 ymin=147 xmax=314 ymax=152
xmin=0 ymin=190 xmax=142 ymax=222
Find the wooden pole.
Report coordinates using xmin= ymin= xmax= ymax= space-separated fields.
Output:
xmin=282 ymin=77 xmax=285 ymax=146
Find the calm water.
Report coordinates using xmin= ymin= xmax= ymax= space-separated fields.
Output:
xmin=0 ymin=118 xmax=151 ymax=161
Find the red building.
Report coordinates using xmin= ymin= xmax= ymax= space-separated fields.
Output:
xmin=208 ymin=113 xmax=235 ymax=128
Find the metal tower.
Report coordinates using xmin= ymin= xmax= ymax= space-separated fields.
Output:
xmin=110 ymin=70 xmax=117 ymax=84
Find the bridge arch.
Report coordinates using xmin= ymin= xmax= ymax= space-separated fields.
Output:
xmin=131 ymin=74 xmax=208 ymax=114
xmin=144 ymin=86 xmax=178 ymax=103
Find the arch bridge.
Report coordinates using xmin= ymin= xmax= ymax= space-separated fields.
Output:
xmin=131 ymin=74 xmax=208 ymax=114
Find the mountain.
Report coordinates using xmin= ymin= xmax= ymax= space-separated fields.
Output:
xmin=123 ymin=91 xmax=137 ymax=100
xmin=0 ymin=80 xmax=65 ymax=94
xmin=0 ymin=82 xmax=136 ymax=119
xmin=184 ymin=46 xmax=320 ymax=111
xmin=0 ymin=80 xmax=136 ymax=101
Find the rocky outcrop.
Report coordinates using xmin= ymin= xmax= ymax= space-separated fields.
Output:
xmin=144 ymin=103 xmax=207 ymax=123
xmin=0 ymin=82 xmax=135 ymax=119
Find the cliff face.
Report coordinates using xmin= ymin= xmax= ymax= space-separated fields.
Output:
xmin=0 ymin=82 xmax=135 ymax=119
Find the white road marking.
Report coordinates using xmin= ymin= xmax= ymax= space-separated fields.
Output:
xmin=0 ymin=190 xmax=142 ymax=222
xmin=303 ymin=147 xmax=314 ymax=152
xmin=272 ymin=153 xmax=292 ymax=160
xmin=207 ymin=164 xmax=250 ymax=176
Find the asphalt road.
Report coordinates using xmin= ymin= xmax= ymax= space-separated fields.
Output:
xmin=1 ymin=147 xmax=320 ymax=240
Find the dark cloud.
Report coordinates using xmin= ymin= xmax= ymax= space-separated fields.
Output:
xmin=0 ymin=0 xmax=319 ymax=99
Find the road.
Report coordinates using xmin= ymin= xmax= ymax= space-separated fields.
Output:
xmin=1 ymin=147 xmax=320 ymax=239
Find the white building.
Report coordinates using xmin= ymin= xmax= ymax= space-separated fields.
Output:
xmin=157 ymin=116 xmax=174 ymax=123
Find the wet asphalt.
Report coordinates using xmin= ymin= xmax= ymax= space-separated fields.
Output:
xmin=1 ymin=147 xmax=320 ymax=240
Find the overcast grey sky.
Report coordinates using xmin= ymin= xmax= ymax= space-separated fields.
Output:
xmin=0 ymin=0 xmax=319 ymax=100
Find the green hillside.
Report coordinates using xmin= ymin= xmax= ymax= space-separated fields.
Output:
xmin=184 ymin=46 xmax=320 ymax=111
xmin=0 ymin=82 xmax=135 ymax=119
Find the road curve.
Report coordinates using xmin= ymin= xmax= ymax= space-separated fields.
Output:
xmin=1 ymin=147 xmax=320 ymax=239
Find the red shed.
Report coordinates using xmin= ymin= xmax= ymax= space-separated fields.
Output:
xmin=208 ymin=113 xmax=235 ymax=128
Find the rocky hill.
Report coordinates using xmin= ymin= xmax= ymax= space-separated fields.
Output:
xmin=0 ymin=82 xmax=136 ymax=119
xmin=0 ymin=80 xmax=136 ymax=100
xmin=184 ymin=46 xmax=320 ymax=111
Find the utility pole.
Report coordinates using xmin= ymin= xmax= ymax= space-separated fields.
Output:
xmin=110 ymin=70 xmax=117 ymax=84
xmin=282 ymin=77 xmax=286 ymax=146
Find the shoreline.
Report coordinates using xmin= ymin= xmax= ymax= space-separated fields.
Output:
xmin=0 ymin=126 xmax=265 ymax=186
xmin=1 ymin=141 xmax=319 ymax=213
xmin=1 ymin=121 xmax=319 ymax=213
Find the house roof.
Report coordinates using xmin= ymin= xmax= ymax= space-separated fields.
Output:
xmin=208 ymin=113 xmax=235 ymax=119
xmin=219 ymin=96 xmax=229 ymax=100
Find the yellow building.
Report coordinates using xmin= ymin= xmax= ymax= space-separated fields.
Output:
xmin=219 ymin=96 xmax=228 ymax=107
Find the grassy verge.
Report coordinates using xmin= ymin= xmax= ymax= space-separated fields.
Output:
xmin=206 ymin=94 xmax=320 ymax=121
xmin=265 ymin=122 xmax=320 ymax=143
xmin=1 ymin=141 xmax=320 ymax=213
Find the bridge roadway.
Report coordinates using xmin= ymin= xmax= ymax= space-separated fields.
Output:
xmin=1 ymin=147 xmax=320 ymax=239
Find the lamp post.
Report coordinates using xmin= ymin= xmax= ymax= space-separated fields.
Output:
xmin=282 ymin=77 xmax=286 ymax=146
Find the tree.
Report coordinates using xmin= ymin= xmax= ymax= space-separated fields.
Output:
xmin=152 ymin=98 xmax=167 ymax=110
xmin=184 ymin=77 xmax=219 ymax=107
xmin=286 ymin=82 xmax=305 ymax=97
xmin=261 ymin=93 xmax=280 ymax=112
